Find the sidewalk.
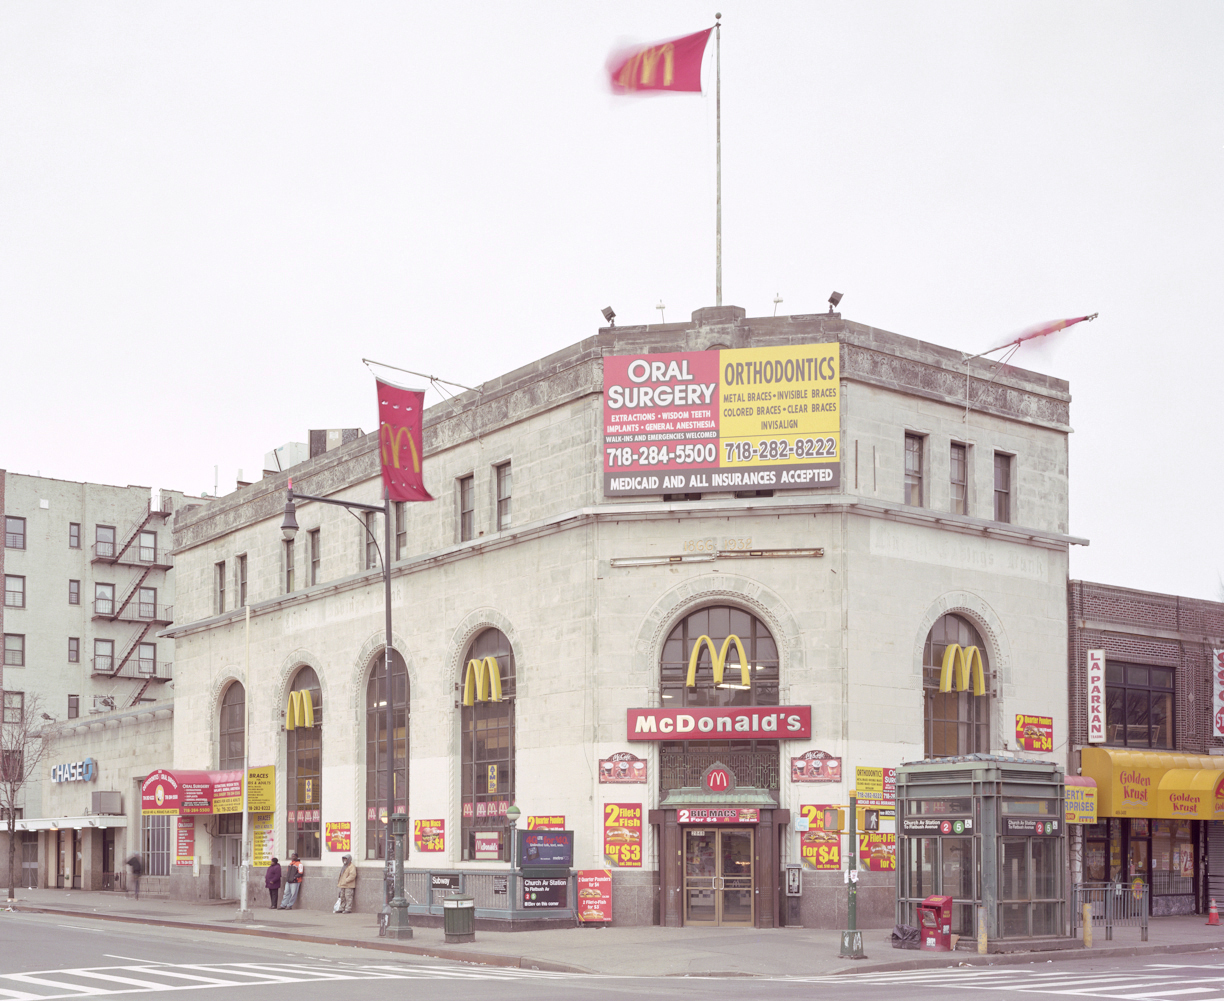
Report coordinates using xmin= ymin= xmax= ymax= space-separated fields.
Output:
xmin=7 ymin=888 xmax=1224 ymax=977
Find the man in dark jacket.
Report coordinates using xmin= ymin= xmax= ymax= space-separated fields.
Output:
xmin=279 ymin=852 xmax=304 ymax=909
xmin=264 ymin=857 xmax=282 ymax=909
xmin=126 ymin=854 xmax=143 ymax=900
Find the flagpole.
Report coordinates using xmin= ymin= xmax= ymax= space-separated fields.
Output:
xmin=715 ymin=12 xmax=722 ymax=307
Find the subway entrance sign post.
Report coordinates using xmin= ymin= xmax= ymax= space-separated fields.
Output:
xmin=839 ymin=788 xmax=866 ymax=959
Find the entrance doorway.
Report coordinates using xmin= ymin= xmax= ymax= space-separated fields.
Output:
xmin=220 ymin=835 xmax=240 ymax=900
xmin=683 ymin=828 xmax=754 ymax=926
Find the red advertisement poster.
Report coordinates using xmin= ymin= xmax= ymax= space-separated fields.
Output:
xmin=175 ymin=818 xmax=194 ymax=866
xmin=675 ymin=807 xmax=758 ymax=824
xmin=790 ymin=749 xmax=841 ymax=783
xmin=527 ymin=815 xmax=565 ymax=830
xmin=413 ymin=819 xmax=445 ymax=852
xmin=1015 ymin=714 xmax=1054 ymax=752
xmin=859 ymin=833 xmax=897 ymax=871
xmin=325 ymin=822 xmax=351 ymax=853
xmin=576 ymin=869 xmax=612 ymax=923
xmin=603 ymin=803 xmax=642 ymax=867
xmin=801 ymin=831 xmax=841 ymax=871
xmin=599 ymin=752 xmax=647 ymax=784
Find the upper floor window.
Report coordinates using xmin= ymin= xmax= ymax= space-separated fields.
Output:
xmin=95 ymin=525 xmax=115 ymax=558
xmin=395 ymin=502 xmax=407 ymax=560
xmin=69 ymin=580 xmax=80 ymax=606
xmin=95 ymin=582 xmax=114 ymax=616
xmin=994 ymin=453 xmax=1012 ymax=523
xmin=220 ymin=682 xmax=245 ymax=770
xmin=237 ymin=555 xmax=248 ymax=606
xmin=364 ymin=512 xmax=379 ymax=570
xmin=922 ymin=613 xmax=990 ymax=758
xmin=460 ymin=628 xmax=516 ymax=860
xmin=904 ymin=435 xmax=924 ymax=507
xmin=459 ymin=475 xmax=475 ymax=542
xmin=3 ymin=635 xmax=24 ymax=667
xmin=309 ymin=530 xmax=320 ymax=586
xmin=1105 ymin=663 xmax=1173 ymax=748
xmin=3 ymin=692 xmax=23 ymax=724
xmin=366 ymin=651 xmax=409 ymax=861
xmin=284 ymin=541 xmax=295 ymax=593
xmin=137 ymin=642 xmax=157 ymax=675
xmin=68 ymin=637 xmax=79 ymax=663
xmin=214 ymin=561 xmax=226 ymax=614
xmin=5 ymin=517 xmax=25 ymax=549
xmin=94 ymin=638 xmax=114 ymax=673
xmin=69 ymin=523 xmax=81 ymax=549
xmin=950 ymin=443 xmax=968 ymax=515
xmin=4 ymin=576 xmax=24 ymax=608
xmin=495 ymin=463 xmax=512 ymax=531
xmin=138 ymin=530 xmax=157 ymax=563
xmin=68 ymin=695 xmax=80 ymax=719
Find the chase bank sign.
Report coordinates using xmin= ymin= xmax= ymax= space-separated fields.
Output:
xmin=51 ymin=758 xmax=97 ymax=783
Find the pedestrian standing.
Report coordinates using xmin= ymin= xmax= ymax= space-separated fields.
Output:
xmin=336 ymin=854 xmax=357 ymax=913
xmin=279 ymin=851 xmax=304 ymax=909
xmin=126 ymin=854 xmax=143 ymax=900
xmin=265 ymin=857 xmax=282 ymax=909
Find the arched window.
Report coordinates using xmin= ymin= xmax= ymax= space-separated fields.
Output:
xmin=366 ymin=650 xmax=409 ymax=861
xmin=659 ymin=605 xmax=780 ymax=792
xmin=286 ymin=665 xmax=322 ymax=860
xmin=219 ymin=682 xmax=245 ymax=771
xmin=460 ymin=629 xmax=515 ymax=861
xmin=923 ymin=613 xmax=991 ymax=758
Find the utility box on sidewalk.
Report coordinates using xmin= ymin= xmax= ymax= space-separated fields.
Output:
xmin=918 ymin=895 xmax=953 ymax=951
xmin=443 ymin=893 xmax=475 ymax=943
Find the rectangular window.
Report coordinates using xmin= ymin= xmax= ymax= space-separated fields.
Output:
xmin=495 ymin=463 xmax=512 ymax=531
xmin=309 ymin=530 xmax=320 ymax=586
xmin=1105 ymin=663 xmax=1174 ymax=748
xmin=68 ymin=695 xmax=79 ymax=719
xmin=395 ymin=502 xmax=407 ymax=560
xmin=69 ymin=579 xmax=80 ymax=605
xmin=950 ymin=443 xmax=967 ymax=516
xmin=69 ymin=523 xmax=81 ymax=549
xmin=138 ymin=530 xmax=157 ymax=563
xmin=138 ymin=587 xmax=156 ymax=618
xmin=94 ymin=582 xmax=114 ymax=616
xmin=459 ymin=475 xmax=475 ymax=542
xmin=4 ymin=575 xmax=24 ymax=608
xmin=68 ymin=637 xmax=79 ymax=663
xmin=142 ymin=814 xmax=171 ymax=876
xmin=94 ymin=638 xmax=114 ymax=673
xmin=237 ymin=554 xmax=248 ymax=607
xmin=95 ymin=525 xmax=115 ymax=558
xmin=137 ymin=642 xmax=156 ymax=675
xmin=4 ymin=634 xmax=24 ymax=667
xmin=994 ymin=453 xmax=1012 ymax=523
xmin=5 ymin=516 xmax=25 ymax=549
xmin=215 ymin=561 xmax=226 ymax=614
xmin=904 ymin=434 xmax=924 ymax=507
xmin=284 ymin=540 xmax=295 ymax=593
xmin=364 ymin=512 xmax=379 ymax=570
xmin=2 ymin=692 xmax=23 ymax=724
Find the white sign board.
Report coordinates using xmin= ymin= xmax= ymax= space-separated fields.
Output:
xmin=1213 ymin=648 xmax=1224 ymax=738
xmin=1087 ymin=649 xmax=1106 ymax=743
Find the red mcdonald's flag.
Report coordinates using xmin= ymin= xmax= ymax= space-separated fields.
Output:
xmin=376 ymin=379 xmax=434 ymax=503
xmin=607 ymin=28 xmax=712 ymax=95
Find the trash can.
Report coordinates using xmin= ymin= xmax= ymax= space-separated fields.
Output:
xmin=443 ymin=893 xmax=475 ymax=943
xmin=917 ymin=894 xmax=953 ymax=951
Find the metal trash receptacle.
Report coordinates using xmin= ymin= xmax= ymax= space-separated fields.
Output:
xmin=443 ymin=893 xmax=475 ymax=943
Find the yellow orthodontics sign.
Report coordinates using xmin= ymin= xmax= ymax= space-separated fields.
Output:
xmin=938 ymin=644 xmax=985 ymax=696
xmin=686 ymin=634 xmax=750 ymax=689
xmin=463 ymin=656 xmax=502 ymax=706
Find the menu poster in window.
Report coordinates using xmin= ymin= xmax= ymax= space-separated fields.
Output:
xmin=791 ymin=749 xmax=841 ymax=783
xmin=599 ymin=752 xmax=648 ymax=784
xmin=1087 ymin=649 xmax=1106 ymax=743
xmin=414 ymin=819 xmax=445 ymax=852
xmin=175 ymin=818 xmax=194 ymax=865
xmin=1213 ymin=649 xmax=1224 ymax=738
xmin=576 ymin=869 xmax=612 ymax=923
xmin=858 ymin=833 xmax=896 ymax=871
xmin=1015 ymin=715 xmax=1054 ymax=752
xmin=603 ymin=803 xmax=643 ymax=867
xmin=325 ymin=822 xmax=351 ymax=853
xmin=800 ymin=830 xmax=841 ymax=870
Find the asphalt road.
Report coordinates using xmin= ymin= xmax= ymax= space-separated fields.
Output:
xmin=5 ymin=910 xmax=1224 ymax=1000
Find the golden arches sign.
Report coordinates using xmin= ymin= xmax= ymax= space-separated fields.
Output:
xmin=379 ymin=422 xmax=421 ymax=473
xmin=285 ymin=689 xmax=316 ymax=730
xmin=462 ymin=656 xmax=503 ymax=706
xmin=686 ymin=634 xmax=751 ymax=689
xmin=617 ymin=42 xmax=676 ymax=91
xmin=938 ymin=644 xmax=986 ymax=696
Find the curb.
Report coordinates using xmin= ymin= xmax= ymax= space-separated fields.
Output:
xmin=8 ymin=905 xmax=592 ymax=975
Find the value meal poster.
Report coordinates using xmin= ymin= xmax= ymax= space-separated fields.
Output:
xmin=859 ymin=833 xmax=897 ymax=871
xmin=414 ymin=819 xmax=445 ymax=852
xmin=801 ymin=831 xmax=841 ymax=870
xmin=325 ymin=822 xmax=351 ymax=853
xmin=1015 ymin=714 xmax=1054 ymax=752
xmin=603 ymin=803 xmax=643 ymax=867
xmin=603 ymin=343 xmax=840 ymax=496
xmin=576 ymin=869 xmax=612 ymax=923
xmin=527 ymin=815 xmax=565 ymax=830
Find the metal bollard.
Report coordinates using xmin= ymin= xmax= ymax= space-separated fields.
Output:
xmin=1083 ymin=902 xmax=1092 ymax=948
xmin=977 ymin=904 xmax=987 ymax=955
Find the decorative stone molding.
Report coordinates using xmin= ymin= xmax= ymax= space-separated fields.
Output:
xmin=275 ymin=648 xmax=331 ymax=720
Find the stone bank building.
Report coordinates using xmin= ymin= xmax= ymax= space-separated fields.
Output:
xmin=161 ymin=305 xmax=1078 ymax=929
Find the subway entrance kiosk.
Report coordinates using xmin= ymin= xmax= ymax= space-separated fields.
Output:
xmin=650 ymin=763 xmax=789 ymax=928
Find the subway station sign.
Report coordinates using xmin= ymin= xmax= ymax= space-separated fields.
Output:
xmin=603 ymin=343 xmax=840 ymax=497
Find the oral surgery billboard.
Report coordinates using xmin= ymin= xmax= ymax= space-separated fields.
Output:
xmin=603 ymin=343 xmax=840 ymax=497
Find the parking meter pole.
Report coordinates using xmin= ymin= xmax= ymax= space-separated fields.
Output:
xmin=387 ymin=813 xmax=413 ymax=939
xmin=839 ymin=790 xmax=866 ymax=959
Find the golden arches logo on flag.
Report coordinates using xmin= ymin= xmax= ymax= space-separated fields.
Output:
xmin=463 ymin=657 xmax=503 ymax=706
xmin=286 ymin=689 xmax=316 ymax=730
xmin=607 ymin=28 xmax=712 ymax=95
xmin=938 ymin=644 xmax=986 ymax=696
xmin=375 ymin=378 xmax=434 ymax=503
xmin=686 ymin=634 xmax=750 ymax=688
xmin=380 ymin=422 xmax=421 ymax=473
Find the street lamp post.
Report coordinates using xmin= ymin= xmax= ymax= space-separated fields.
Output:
xmin=388 ymin=813 xmax=412 ymax=938
xmin=281 ymin=481 xmax=407 ymax=936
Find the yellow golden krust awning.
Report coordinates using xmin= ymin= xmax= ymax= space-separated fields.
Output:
xmin=1081 ymin=747 xmax=1224 ymax=820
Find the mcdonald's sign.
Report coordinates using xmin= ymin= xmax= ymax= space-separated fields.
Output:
xmin=686 ymin=634 xmax=750 ymax=688
xmin=938 ymin=644 xmax=986 ymax=696
xmin=285 ymin=689 xmax=316 ymax=730
xmin=463 ymin=656 xmax=503 ymax=706
xmin=375 ymin=378 xmax=434 ymax=503
xmin=607 ymin=27 xmax=712 ymax=95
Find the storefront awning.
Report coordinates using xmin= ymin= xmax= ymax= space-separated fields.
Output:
xmin=1081 ymin=747 xmax=1224 ymax=820
xmin=16 ymin=815 xmax=127 ymax=831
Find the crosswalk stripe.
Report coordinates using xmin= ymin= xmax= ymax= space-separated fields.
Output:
xmin=119 ymin=968 xmax=251 ymax=986
xmin=0 ymin=989 xmax=44 ymax=1001
xmin=0 ymin=974 xmax=110 ymax=995
xmin=59 ymin=971 xmax=179 ymax=990
xmin=1111 ymin=991 xmax=1221 ymax=998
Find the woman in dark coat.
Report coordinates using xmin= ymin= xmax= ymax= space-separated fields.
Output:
xmin=265 ymin=857 xmax=282 ymax=909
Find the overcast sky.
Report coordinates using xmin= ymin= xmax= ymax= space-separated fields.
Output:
xmin=2 ymin=2 xmax=1220 ymax=600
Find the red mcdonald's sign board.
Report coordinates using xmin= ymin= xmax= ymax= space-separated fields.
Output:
xmin=376 ymin=378 xmax=434 ymax=503
xmin=627 ymin=706 xmax=811 ymax=741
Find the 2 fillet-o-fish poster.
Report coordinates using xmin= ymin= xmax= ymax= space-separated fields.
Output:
xmin=603 ymin=343 xmax=841 ymax=497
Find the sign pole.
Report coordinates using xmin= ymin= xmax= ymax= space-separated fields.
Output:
xmin=714 ymin=12 xmax=722 ymax=307
xmin=839 ymin=788 xmax=866 ymax=958
xmin=384 ymin=492 xmax=412 ymax=939
xmin=237 ymin=605 xmax=253 ymax=921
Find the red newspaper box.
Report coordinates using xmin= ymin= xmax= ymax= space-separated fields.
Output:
xmin=917 ymin=894 xmax=953 ymax=951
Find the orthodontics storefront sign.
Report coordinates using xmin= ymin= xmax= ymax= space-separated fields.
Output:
xmin=626 ymin=706 xmax=812 ymax=741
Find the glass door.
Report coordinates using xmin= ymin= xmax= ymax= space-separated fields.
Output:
xmin=683 ymin=828 xmax=755 ymax=926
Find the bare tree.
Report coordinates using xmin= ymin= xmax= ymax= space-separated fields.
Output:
xmin=1 ymin=688 xmax=48 ymax=902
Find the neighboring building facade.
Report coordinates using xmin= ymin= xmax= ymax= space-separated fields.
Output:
xmin=1069 ymin=580 xmax=1224 ymax=916
xmin=159 ymin=305 xmax=1078 ymax=928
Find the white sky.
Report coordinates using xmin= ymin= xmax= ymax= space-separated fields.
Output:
xmin=2 ymin=2 xmax=1221 ymax=600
